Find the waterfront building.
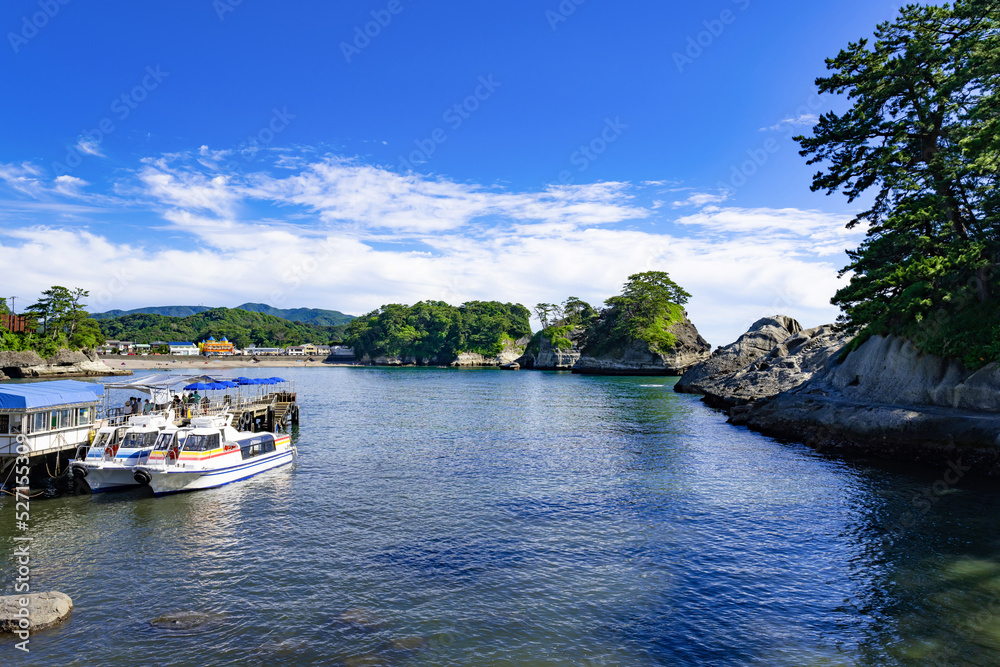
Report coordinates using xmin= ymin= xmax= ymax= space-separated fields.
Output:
xmin=200 ymin=336 xmax=235 ymax=356
xmin=168 ymin=342 xmax=199 ymax=356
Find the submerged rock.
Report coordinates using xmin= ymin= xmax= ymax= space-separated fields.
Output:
xmin=149 ymin=611 xmax=214 ymax=632
xmin=0 ymin=592 xmax=73 ymax=632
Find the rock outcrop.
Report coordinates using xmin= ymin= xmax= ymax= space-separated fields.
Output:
xmin=573 ymin=314 xmax=711 ymax=376
xmin=358 ymin=339 xmax=529 ymax=368
xmin=0 ymin=592 xmax=73 ymax=632
xmin=522 ymin=327 xmax=583 ymax=370
xmin=676 ymin=316 xmax=851 ymax=408
xmin=0 ymin=349 xmax=130 ymax=378
xmin=714 ymin=333 xmax=1000 ymax=473
xmin=451 ymin=339 xmax=527 ymax=367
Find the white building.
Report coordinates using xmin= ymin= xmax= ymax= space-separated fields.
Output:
xmin=168 ymin=342 xmax=199 ymax=356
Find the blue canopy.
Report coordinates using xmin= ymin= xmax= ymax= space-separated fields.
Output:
xmin=267 ymin=377 xmax=286 ymax=383
xmin=233 ymin=377 xmax=255 ymax=385
xmin=184 ymin=382 xmax=215 ymax=391
xmin=0 ymin=380 xmax=104 ymax=410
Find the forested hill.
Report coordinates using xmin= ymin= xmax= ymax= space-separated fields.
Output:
xmin=344 ymin=301 xmax=532 ymax=360
xmin=97 ymin=308 xmax=348 ymax=348
xmin=91 ymin=303 xmax=354 ymax=326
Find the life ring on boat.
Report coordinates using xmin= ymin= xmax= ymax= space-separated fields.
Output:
xmin=104 ymin=446 xmax=114 ymax=458
xmin=167 ymin=448 xmax=178 ymax=461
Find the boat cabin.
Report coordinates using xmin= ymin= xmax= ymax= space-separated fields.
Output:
xmin=0 ymin=381 xmax=104 ymax=458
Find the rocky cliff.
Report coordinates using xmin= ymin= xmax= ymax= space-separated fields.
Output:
xmin=730 ymin=336 xmax=1000 ymax=472
xmin=679 ymin=319 xmax=1000 ymax=473
xmin=676 ymin=316 xmax=851 ymax=408
xmin=573 ymin=314 xmax=711 ymax=376
xmin=521 ymin=327 xmax=583 ymax=371
xmin=0 ymin=349 xmax=131 ymax=380
xmin=357 ymin=339 xmax=529 ymax=368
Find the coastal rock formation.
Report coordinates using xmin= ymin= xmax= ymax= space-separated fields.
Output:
xmin=0 ymin=349 xmax=130 ymax=379
xmin=676 ymin=316 xmax=851 ymax=407
xmin=522 ymin=327 xmax=583 ymax=370
xmin=573 ymin=315 xmax=711 ymax=376
xmin=450 ymin=339 xmax=527 ymax=368
xmin=728 ymin=334 xmax=1000 ymax=472
xmin=0 ymin=592 xmax=73 ymax=632
xmin=675 ymin=316 xmax=802 ymax=392
xmin=358 ymin=339 xmax=529 ymax=368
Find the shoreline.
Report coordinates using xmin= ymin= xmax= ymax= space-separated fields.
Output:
xmin=101 ymin=356 xmax=356 ymax=371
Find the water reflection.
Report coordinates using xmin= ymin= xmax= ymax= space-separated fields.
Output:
xmin=2 ymin=368 xmax=1000 ymax=665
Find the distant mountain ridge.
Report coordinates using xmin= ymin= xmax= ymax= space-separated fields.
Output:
xmin=91 ymin=303 xmax=355 ymax=326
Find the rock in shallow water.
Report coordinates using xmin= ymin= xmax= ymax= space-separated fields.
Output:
xmin=0 ymin=592 xmax=73 ymax=632
xmin=149 ymin=611 xmax=213 ymax=632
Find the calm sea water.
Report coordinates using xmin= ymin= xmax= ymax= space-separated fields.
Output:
xmin=3 ymin=367 xmax=1000 ymax=666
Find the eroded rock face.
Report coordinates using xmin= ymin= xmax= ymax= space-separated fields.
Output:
xmin=0 ymin=592 xmax=73 ymax=632
xmin=0 ymin=349 xmax=129 ymax=378
xmin=677 ymin=319 xmax=851 ymax=408
xmin=524 ymin=328 xmax=583 ymax=370
xmin=573 ymin=315 xmax=711 ymax=376
xmin=823 ymin=335 xmax=1000 ymax=413
xmin=728 ymin=334 xmax=1000 ymax=472
xmin=676 ymin=315 xmax=802 ymax=393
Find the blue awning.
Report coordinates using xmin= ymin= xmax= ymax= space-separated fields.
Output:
xmin=0 ymin=380 xmax=104 ymax=410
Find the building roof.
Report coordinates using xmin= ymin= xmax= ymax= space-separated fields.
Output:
xmin=0 ymin=380 xmax=104 ymax=410
xmin=168 ymin=342 xmax=197 ymax=346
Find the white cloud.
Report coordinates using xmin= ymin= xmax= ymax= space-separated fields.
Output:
xmin=0 ymin=162 xmax=45 ymax=197
xmin=672 ymin=191 xmax=731 ymax=208
xmin=75 ymin=137 xmax=105 ymax=157
xmin=760 ymin=114 xmax=819 ymax=132
xmin=0 ymin=151 xmax=866 ymax=346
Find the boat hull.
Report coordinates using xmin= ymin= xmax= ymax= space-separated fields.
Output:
xmin=82 ymin=465 xmax=142 ymax=492
xmin=139 ymin=448 xmax=295 ymax=495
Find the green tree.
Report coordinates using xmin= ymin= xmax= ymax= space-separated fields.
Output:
xmin=797 ymin=0 xmax=1000 ymax=366
xmin=582 ymin=272 xmax=691 ymax=356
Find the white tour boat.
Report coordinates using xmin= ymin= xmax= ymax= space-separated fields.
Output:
xmin=70 ymin=412 xmax=176 ymax=492
xmin=133 ymin=415 xmax=295 ymax=495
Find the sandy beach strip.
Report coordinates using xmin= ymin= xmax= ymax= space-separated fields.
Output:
xmin=103 ymin=356 xmax=355 ymax=371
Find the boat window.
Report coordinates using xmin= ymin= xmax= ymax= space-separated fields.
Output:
xmin=240 ymin=434 xmax=276 ymax=460
xmin=183 ymin=432 xmax=222 ymax=452
xmin=32 ymin=412 xmax=47 ymax=433
xmin=121 ymin=431 xmax=159 ymax=448
xmin=0 ymin=414 xmax=8 ymax=434
xmin=152 ymin=432 xmax=176 ymax=451
xmin=78 ymin=407 xmax=91 ymax=424
xmin=8 ymin=415 xmax=22 ymax=435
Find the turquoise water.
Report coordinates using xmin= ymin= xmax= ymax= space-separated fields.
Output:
xmin=3 ymin=367 xmax=1000 ymax=665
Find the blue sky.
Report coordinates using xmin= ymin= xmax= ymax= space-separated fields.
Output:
xmin=0 ymin=0 xmax=906 ymax=345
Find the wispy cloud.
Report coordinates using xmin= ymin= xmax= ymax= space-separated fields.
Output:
xmin=0 ymin=148 xmax=865 ymax=345
xmin=75 ymin=137 xmax=105 ymax=157
xmin=672 ymin=190 xmax=731 ymax=208
xmin=759 ymin=114 xmax=818 ymax=132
